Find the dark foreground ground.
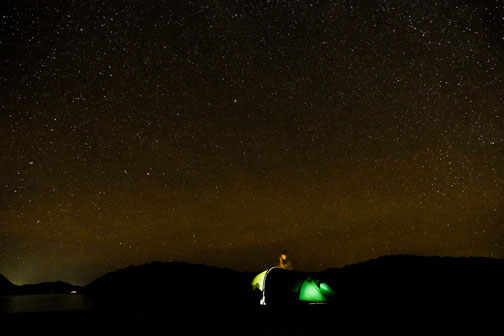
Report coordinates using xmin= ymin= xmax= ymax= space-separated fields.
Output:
xmin=1 ymin=299 xmax=501 ymax=335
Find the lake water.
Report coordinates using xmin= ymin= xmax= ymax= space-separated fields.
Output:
xmin=0 ymin=294 xmax=92 ymax=314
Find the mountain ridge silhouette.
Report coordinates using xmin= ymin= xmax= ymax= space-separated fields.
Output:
xmin=3 ymin=254 xmax=504 ymax=311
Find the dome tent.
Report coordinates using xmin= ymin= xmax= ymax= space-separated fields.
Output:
xmin=299 ymin=278 xmax=335 ymax=302
xmin=251 ymin=267 xmax=335 ymax=305
xmin=251 ymin=269 xmax=268 ymax=292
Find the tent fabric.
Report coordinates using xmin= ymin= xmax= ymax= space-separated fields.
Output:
xmin=252 ymin=267 xmax=335 ymax=305
xmin=299 ymin=278 xmax=327 ymax=302
xmin=251 ymin=270 xmax=268 ymax=291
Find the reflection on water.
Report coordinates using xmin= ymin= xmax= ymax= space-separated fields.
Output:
xmin=0 ymin=294 xmax=92 ymax=313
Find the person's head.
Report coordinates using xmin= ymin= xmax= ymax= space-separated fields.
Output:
xmin=280 ymin=249 xmax=288 ymax=260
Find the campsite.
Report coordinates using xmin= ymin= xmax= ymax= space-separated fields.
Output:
xmin=2 ymin=255 xmax=503 ymax=334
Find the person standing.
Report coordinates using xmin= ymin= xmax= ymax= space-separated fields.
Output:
xmin=278 ymin=249 xmax=292 ymax=270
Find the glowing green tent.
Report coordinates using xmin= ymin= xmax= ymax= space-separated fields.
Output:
xmin=251 ymin=267 xmax=335 ymax=305
xmin=299 ymin=278 xmax=335 ymax=302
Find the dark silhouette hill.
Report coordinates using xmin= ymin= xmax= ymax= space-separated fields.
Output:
xmin=0 ymin=274 xmax=82 ymax=296
xmin=83 ymin=261 xmax=256 ymax=314
xmin=17 ymin=281 xmax=82 ymax=295
xmin=319 ymin=255 xmax=504 ymax=315
xmin=0 ymin=274 xmax=17 ymax=296
xmin=82 ymin=255 xmax=504 ymax=318
xmin=3 ymin=256 xmax=503 ymax=333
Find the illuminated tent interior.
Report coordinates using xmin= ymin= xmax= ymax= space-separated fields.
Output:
xmin=251 ymin=267 xmax=335 ymax=305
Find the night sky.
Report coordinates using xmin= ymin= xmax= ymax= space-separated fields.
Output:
xmin=1 ymin=0 xmax=503 ymax=286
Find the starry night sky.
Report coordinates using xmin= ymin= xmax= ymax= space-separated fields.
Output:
xmin=1 ymin=0 xmax=503 ymax=286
